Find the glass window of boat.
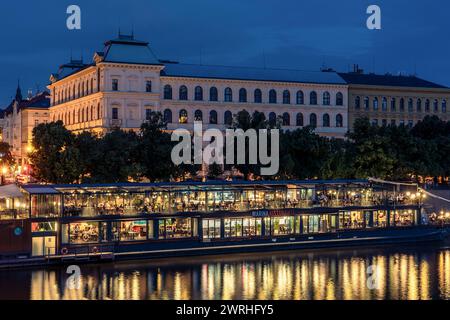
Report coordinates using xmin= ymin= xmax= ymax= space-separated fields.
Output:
xmin=244 ymin=218 xmax=262 ymax=236
xmin=31 ymin=194 xmax=61 ymax=218
xmin=224 ymin=218 xmax=243 ymax=237
xmin=373 ymin=210 xmax=388 ymax=227
xmin=390 ymin=209 xmax=415 ymax=226
xmin=147 ymin=192 xmax=169 ymax=213
xmin=31 ymin=221 xmax=57 ymax=233
xmin=339 ymin=211 xmax=364 ymax=229
xmin=0 ymin=196 xmax=29 ymax=219
xmin=202 ymin=219 xmax=221 ymax=239
xmin=120 ymin=220 xmax=147 ymax=241
xmin=287 ymin=188 xmax=312 ymax=208
xmin=270 ymin=216 xmax=294 ymax=236
xmin=159 ymin=218 xmax=192 ymax=239
xmin=62 ymin=222 xmax=99 ymax=244
xmin=224 ymin=218 xmax=262 ymax=237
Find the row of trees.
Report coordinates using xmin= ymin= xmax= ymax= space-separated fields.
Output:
xmin=28 ymin=112 xmax=450 ymax=184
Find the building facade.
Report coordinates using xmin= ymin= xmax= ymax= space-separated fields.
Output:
xmin=47 ymin=34 xmax=349 ymax=138
xmin=339 ymin=69 xmax=450 ymax=129
xmin=1 ymin=88 xmax=50 ymax=166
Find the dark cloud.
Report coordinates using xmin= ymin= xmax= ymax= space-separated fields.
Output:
xmin=1 ymin=0 xmax=449 ymax=106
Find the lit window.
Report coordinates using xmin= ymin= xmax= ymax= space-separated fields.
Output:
xmin=179 ymin=109 xmax=188 ymax=123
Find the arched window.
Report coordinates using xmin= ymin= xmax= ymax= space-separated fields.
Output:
xmin=224 ymin=111 xmax=233 ymax=126
xmin=194 ymin=86 xmax=203 ymax=101
xmin=323 ymin=113 xmax=330 ymax=127
xmin=97 ymin=104 xmax=101 ymax=119
xmin=239 ymin=88 xmax=247 ymax=103
xmin=164 ymin=85 xmax=172 ymax=100
xmin=373 ymin=97 xmax=379 ymax=111
xmin=179 ymin=109 xmax=188 ymax=123
xmin=382 ymin=97 xmax=387 ymax=111
xmin=73 ymin=110 xmax=76 ymax=124
xmin=194 ymin=109 xmax=203 ymax=121
xmin=209 ymin=110 xmax=218 ymax=124
xmin=90 ymin=79 xmax=94 ymax=94
xmin=310 ymin=91 xmax=317 ymax=105
xmin=355 ymin=96 xmax=361 ymax=109
xmin=364 ymin=97 xmax=370 ymax=110
xmin=268 ymin=112 xmax=277 ymax=126
xmin=164 ymin=109 xmax=172 ymax=123
xmin=425 ymin=99 xmax=430 ymax=112
xmin=408 ymin=98 xmax=413 ymax=112
xmin=282 ymin=112 xmax=290 ymax=126
xmin=433 ymin=99 xmax=439 ymax=112
xmin=78 ymin=83 xmax=81 ymax=98
xmin=336 ymin=92 xmax=343 ymax=106
xmin=283 ymin=90 xmax=290 ymax=104
xmin=269 ymin=89 xmax=277 ymax=104
xmin=323 ymin=92 xmax=331 ymax=105
xmin=254 ymin=89 xmax=262 ymax=103
xmin=90 ymin=105 xmax=94 ymax=121
xmin=400 ymin=98 xmax=405 ymax=111
xmin=417 ymin=99 xmax=422 ymax=112
xmin=179 ymin=86 xmax=188 ymax=100
xmin=296 ymin=113 xmax=304 ymax=126
xmin=442 ymin=100 xmax=447 ymax=113
xmin=391 ymin=98 xmax=396 ymax=111
xmin=224 ymin=87 xmax=233 ymax=102
xmin=72 ymin=85 xmax=76 ymax=100
xmin=209 ymin=87 xmax=218 ymax=101
xmin=309 ymin=113 xmax=317 ymax=128
xmin=296 ymin=91 xmax=304 ymax=104
xmin=336 ymin=114 xmax=343 ymax=127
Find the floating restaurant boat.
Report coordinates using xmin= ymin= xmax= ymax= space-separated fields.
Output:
xmin=0 ymin=179 xmax=446 ymax=267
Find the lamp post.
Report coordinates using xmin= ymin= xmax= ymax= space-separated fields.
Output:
xmin=1 ymin=166 xmax=7 ymax=186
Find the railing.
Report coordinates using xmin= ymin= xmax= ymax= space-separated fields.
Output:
xmin=110 ymin=119 xmax=122 ymax=127
xmin=61 ymin=197 xmax=420 ymax=218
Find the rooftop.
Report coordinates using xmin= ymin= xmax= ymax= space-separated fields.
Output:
xmin=162 ymin=63 xmax=347 ymax=85
xmin=21 ymin=179 xmax=370 ymax=194
xmin=338 ymin=72 xmax=447 ymax=89
xmin=3 ymin=91 xmax=50 ymax=115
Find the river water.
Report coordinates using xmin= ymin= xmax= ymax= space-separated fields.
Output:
xmin=2 ymin=243 xmax=450 ymax=300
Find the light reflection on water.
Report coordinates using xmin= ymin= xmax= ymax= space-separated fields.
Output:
xmin=2 ymin=244 xmax=450 ymax=300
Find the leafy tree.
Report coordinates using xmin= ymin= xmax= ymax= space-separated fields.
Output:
xmin=0 ymin=142 xmax=14 ymax=168
xmin=347 ymin=118 xmax=395 ymax=179
xmin=29 ymin=121 xmax=82 ymax=183
xmin=88 ymin=129 xmax=141 ymax=183
xmin=137 ymin=112 xmax=176 ymax=182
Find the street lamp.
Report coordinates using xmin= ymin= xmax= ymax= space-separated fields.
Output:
xmin=1 ymin=166 xmax=7 ymax=185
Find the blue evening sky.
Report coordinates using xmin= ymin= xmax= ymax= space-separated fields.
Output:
xmin=0 ymin=0 xmax=449 ymax=106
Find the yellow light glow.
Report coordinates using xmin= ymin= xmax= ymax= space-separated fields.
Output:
xmin=1 ymin=167 xmax=7 ymax=175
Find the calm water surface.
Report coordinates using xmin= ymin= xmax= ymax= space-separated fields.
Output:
xmin=2 ymin=243 xmax=450 ymax=300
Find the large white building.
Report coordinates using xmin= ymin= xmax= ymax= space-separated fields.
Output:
xmin=48 ymin=34 xmax=349 ymax=138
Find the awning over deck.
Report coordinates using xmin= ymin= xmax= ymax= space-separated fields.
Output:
xmin=0 ymin=184 xmax=24 ymax=198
